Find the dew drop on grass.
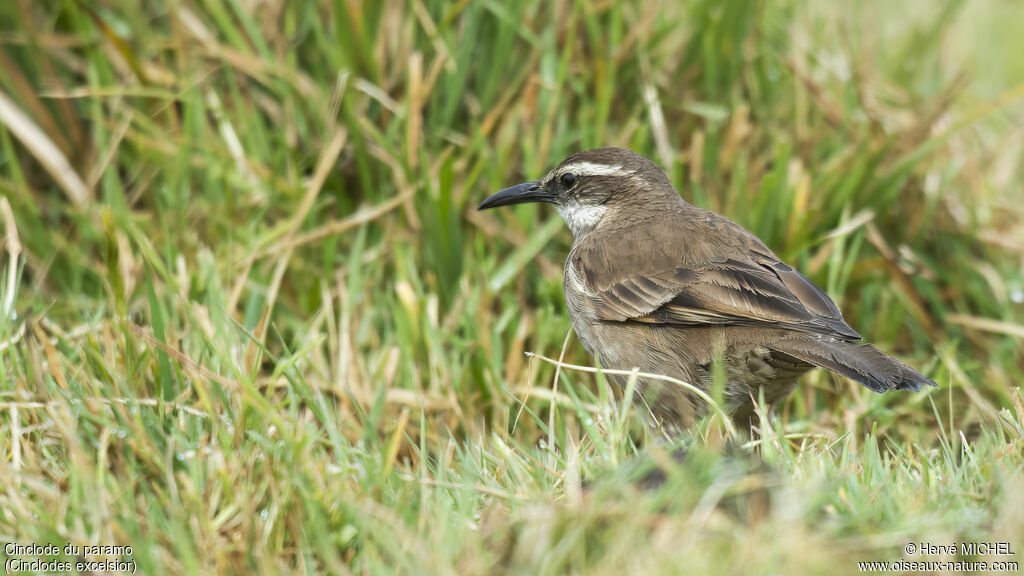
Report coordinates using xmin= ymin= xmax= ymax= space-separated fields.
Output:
xmin=1011 ymin=288 xmax=1024 ymax=304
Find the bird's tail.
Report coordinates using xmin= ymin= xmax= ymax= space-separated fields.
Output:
xmin=769 ymin=337 xmax=937 ymax=393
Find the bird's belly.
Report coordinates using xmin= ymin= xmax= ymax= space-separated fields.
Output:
xmin=565 ymin=313 xmax=810 ymax=434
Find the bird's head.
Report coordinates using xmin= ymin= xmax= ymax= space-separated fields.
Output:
xmin=478 ymin=148 xmax=677 ymax=237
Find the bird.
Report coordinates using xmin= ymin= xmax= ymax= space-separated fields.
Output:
xmin=479 ymin=147 xmax=936 ymax=438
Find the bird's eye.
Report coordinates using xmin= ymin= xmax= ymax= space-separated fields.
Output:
xmin=560 ymin=172 xmax=577 ymax=188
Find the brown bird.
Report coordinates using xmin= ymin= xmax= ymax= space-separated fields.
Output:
xmin=480 ymin=147 xmax=936 ymax=438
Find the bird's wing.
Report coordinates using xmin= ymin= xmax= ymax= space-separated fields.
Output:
xmin=569 ymin=219 xmax=862 ymax=341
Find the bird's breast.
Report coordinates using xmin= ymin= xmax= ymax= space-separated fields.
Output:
xmin=562 ymin=256 xmax=603 ymax=355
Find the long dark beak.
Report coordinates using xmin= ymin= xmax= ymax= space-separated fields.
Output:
xmin=478 ymin=181 xmax=556 ymax=210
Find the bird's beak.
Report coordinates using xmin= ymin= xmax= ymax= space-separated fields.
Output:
xmin=478 ymin=181 xmax=556 ymax=210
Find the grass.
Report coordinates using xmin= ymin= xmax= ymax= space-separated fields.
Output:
xmin=1 ymin=0 xmax=1023 ymax=573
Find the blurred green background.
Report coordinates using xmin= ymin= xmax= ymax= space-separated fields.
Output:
xmin=1 ymin=0 xmax=1022 ymax=574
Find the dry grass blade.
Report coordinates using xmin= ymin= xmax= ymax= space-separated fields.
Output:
xmin=946 ymin=314 xmax=1024 ymax=339
xmin=238 ymin=189 xmax=415 ymax=270
xmin=1 ymin=197 xmax=22 ymax=320
xmin=0 ymin=397 xmax=209 ymax=418
xmin=0 ymin=88 xmax=89 ymax=206
xmin=129 ymin=323 xmax=240 ymax=390
xmin=525 ymin=351 xmax=738 ymax=437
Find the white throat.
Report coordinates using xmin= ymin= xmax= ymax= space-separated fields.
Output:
xmin=557 ymin=200 xmax=607 ymax=237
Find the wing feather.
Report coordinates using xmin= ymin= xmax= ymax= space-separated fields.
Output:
xmin=570 ymin=220 xmax=861 ymax=341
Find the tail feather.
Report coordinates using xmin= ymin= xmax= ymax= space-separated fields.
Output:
xmin=770 ymin=337 xmax=937 ymax=393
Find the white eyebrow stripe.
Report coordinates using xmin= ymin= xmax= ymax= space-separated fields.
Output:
xmin=561 ymin=161 xmax=631 ymax=177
